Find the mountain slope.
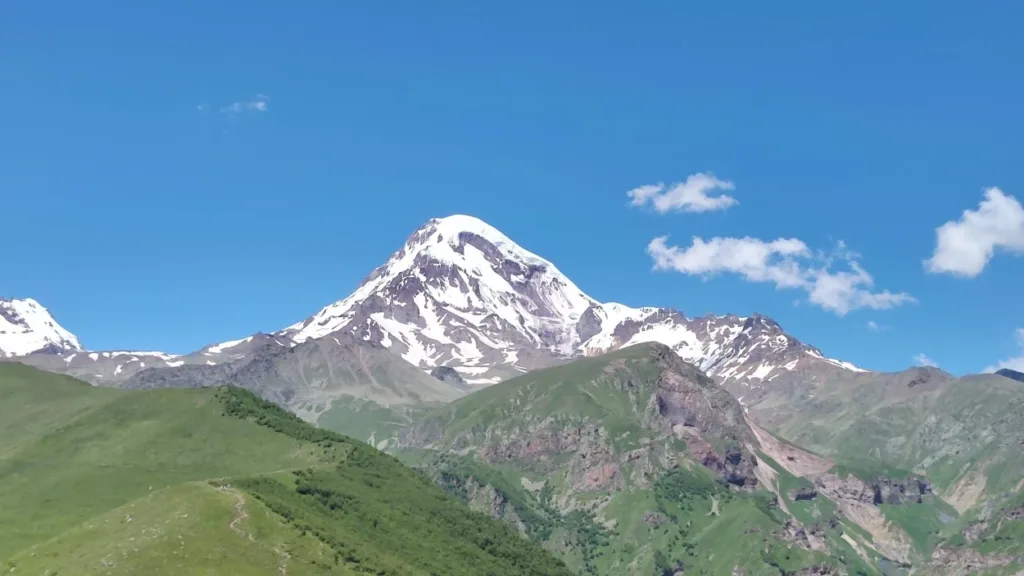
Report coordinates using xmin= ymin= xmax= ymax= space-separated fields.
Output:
xmin=745 ymin=366 xmax=1024 ymax=515
xmin=0 ymin=297 xmax=82 ymax=357
xmin=399 ymin=343 xmax=889 ymax=575
xmin=277 ymin=214 xmax=863 ymax=393
xmin=0 ymin=363 xmax=571 ymax=575
xmin=119 ymin=331 xmax=466 ymax=425
xmin=397 ymin=345 xmax=1024 ymax=574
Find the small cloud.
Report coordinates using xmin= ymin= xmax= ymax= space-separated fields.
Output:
xmin=647 ymin=236 xmax=914 ymax=316
xmin=913 ymin=353 xmax=939 ymax=368
xmin=628 ymin=172 xmax=738 ymax=214
xmin=924 ymin=187 xmax=1024 ymax=278
xmin=197 ymin=102 xmax=210 ymax=113
xmin=983 ymin=328 xmax=1024 ymax=373
xmin=866 ymin=320 xmax=888 ymax=332
xmin=220 ymin=94 xmax=270 ymax=117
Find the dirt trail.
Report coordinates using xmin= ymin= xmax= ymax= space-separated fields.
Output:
xmin=216 ymin=485 xmax=255 ymax=542
xmin=275 ymin=548 xmax=291 ymax=575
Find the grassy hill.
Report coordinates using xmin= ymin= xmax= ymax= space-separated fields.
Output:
xmin=0 ymin=363 xmax=571 ymax=575
xmin=399 ymin=343 xmax=880 ymax=575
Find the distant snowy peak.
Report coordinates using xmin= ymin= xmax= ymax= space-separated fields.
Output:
xmin=278 ymin=214 xmax=866 ymax=387
xmin=576 ymin=305 xmax=863 ymax=392
xmin=0 ymin=298 xmax=83 ymax=358
xmin=280 ymin=215 xmax=596 ymax=380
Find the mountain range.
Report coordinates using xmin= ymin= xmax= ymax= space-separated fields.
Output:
xmin=5 ymin=215 xmax=863 ymax=401
xmin=4 ymin=215 xmax=1024 ymax=575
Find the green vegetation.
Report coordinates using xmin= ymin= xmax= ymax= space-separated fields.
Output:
xmin=0 ymin=367 xmax=321 ymax=558
xmin=416 ymin=453 xmax=612 ymax=574
xmin=6 ymin=482 xmax=336 ymax=575
xmin=757 ymin=370 xmax=1024 ymax=508
xmin=879 ymin=495 xmax=952 ymax=556
xmin=426 ymin=453 xmax=560 ymax=540
xmin=0 ymin=364 xmax=571 ymax=575
xmin=403 ymin=344 xmax=868 ymax=575
xmin=316 ymin=395 xmax=431 ymax=446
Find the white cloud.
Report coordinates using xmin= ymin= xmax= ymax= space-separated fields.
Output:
xmin=648 ymin=236 xmax=915 ymax=316
xmin=924 ymin=187 xmax=1024 ymax=278
xmin=628 ymin=172 xmax=738 ymax=214
xmin=197 ymin=102 xmax=210 ymax=113
xmin=913 ymin=353 xmax=939 ymax=368
xmin=984 ymin=328 xmax=1024 ymax=373
xmin=220 ymin=94 xmax=270 ymax=117
xmin=866 ymin=320 xmax=888 ymax=332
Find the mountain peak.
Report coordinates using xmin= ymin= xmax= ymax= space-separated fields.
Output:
xmin=996 ymin=368 xmax=1024 ymax=383
xmin=409 ymin=214 xmax=570 ymax=276
xmin=277 ymin=216 xmax=866 ymax=389
xmin=0 ymin=298 xmax=83 ymax=358
xmin=425 ymin=214 xmax=514 ymax=246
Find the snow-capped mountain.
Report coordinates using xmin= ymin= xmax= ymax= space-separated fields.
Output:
xmin=279 ymin=215 xmax=865 ymax=389
xmin=0 ymin=298 xmax=83 ymax=358
xmin=8 ymin=214 xmax=866 ymax=396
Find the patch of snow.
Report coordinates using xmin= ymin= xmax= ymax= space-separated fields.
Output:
xmin=206 ymin=336 xmax=254 ymax=354
xmin=454 ymin=366 xmax=492 ymax=375
xmin=750 ymin=363 xmax=775 ymax=380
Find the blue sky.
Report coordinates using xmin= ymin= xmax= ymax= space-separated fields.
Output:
xmin=3 ymin=1 xmax=1022 ymax=374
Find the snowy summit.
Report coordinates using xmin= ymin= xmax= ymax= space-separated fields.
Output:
xmin=0 ymin=298 xmax=83 ymax=358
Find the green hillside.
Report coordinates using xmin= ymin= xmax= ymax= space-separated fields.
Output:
xmin=0 ymin=363 xmax=571 ymax=575
xmin=748 ymin=367 xmax=1024 ymax=511
xmin=400 ymin=344 xmax=873 ymax=575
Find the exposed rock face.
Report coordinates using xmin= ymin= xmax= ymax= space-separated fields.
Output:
xmin=789 ymin=487 xmax=818 ymax=501
xmin=812 ymin=471 xmax=931 ymax=507
xmin=926 ymin=546 xmax=1020 ymax=575
xmin=776 ymin=518 xmax=830 ymax=551
xmin=643 ymin=511 xmax=669 ymax=526
xmin=807 ymin=471 xmax=936 ymax=563
xmin=429 ymin=365 xmax=467 ymax=386
xmin=639 ymin=346 xmax=759 ymax=489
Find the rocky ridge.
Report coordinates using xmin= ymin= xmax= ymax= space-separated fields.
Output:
xmin=13 ymin=332 xmax=293 ymax=385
